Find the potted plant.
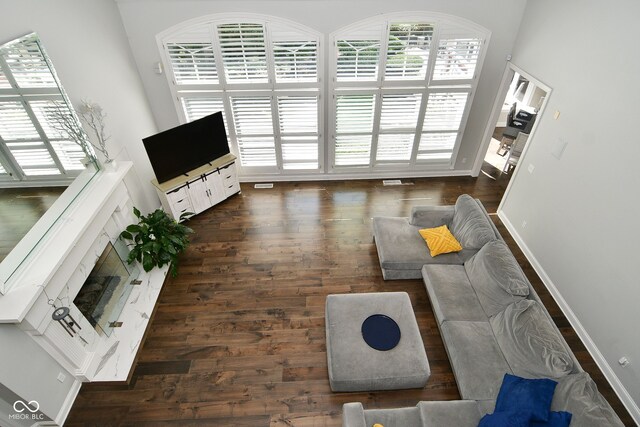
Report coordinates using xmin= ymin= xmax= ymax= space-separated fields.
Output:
xmin=120 ymin=208 xmax=193 ymax=276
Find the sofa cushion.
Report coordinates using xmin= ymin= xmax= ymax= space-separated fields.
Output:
xmin=450 ymin=195 xmax=498 ymax=249
xmin=551 ymin=373 xmax=624 ymax=427
xmin=440 ymin=321 xmax=512 ymax=400
xmin=490 ymin=300 xmax=574 ymax=378
xmin=465 ymin=241 xmax=530 ymax=317
xmin=418 ymin=401 xmax=482 ymax=426
xmin=373 ymin=217 xmax=465 ymax=270
xmin=531 ymin=411 xmax=572 ymax=427
xmin=419 ymin=224 xmax=462 ymax=257
xmin=478 ymin=411 xmax=531 ymax=427
xmin=422 ymin=265 xmax=487 ymax=324
xmin=364 ymin=407 xmax=422 ymax=427
xmin=495 ymin=373 xmax=557 ymax=422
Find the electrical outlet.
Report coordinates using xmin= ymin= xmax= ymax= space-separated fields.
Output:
xmin=57 ymin=372 xmax=66 ymax=383
xmin=619 ymin=357 xmax=630 ymax=367
xmin=553 ymin=110 xmax=561 ymax=120
xmin=527 ymin=164 xmax=535 ymax=174
xmin=521 ymin=220 xmax=527 ymax=229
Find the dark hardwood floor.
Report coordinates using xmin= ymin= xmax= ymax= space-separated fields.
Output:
xmin=0 ymin=186 xmax=65 ymax=262
xmin=66 ymin=168 xmax=634 ymax=426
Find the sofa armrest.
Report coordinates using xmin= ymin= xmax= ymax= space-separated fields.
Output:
xmin=409 ymin=205 xmax=455 ymax=228
xmin=342 ymin=402 xmax=366 ymax=427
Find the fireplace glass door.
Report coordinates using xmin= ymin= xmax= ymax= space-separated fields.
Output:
xmin=73 ymin=241 xmax=139 ymax=336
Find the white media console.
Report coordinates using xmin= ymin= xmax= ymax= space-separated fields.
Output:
xmin=151 ymin=153 xmax=240 ymax=221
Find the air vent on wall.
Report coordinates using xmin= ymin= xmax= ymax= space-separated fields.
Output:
xmin=254 ymin=183 xmax=274 ymax=189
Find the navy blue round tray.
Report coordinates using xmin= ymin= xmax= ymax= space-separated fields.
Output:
xmin=361 ymin=314 xmax=401 ymax=351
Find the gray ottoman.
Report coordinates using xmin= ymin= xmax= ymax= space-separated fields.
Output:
xmin=325 ymin=292 xmax=430 ymax=392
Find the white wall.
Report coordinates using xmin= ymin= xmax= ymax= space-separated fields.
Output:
xmin=500 ymin=0 xmax=640 ymax=420
xmin=115 ymin=0 xmax=527 ymax=173
xmin=0 ymin=0 xmax=159 ymax=213
xmin=0 ymin=325 xmax=76 ymax=424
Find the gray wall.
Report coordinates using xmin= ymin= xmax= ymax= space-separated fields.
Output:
xmin=0 ymin=325 xmax=75 ymax=423
xmin=500 ymin=0 xmax=640 ymax=418
xmin=1 ymin=0 xmax=159 ymax=212
xmin=115 ymin=0 xmax=527 ymax=174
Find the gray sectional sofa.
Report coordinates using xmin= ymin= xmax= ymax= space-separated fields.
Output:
xmin=343 ymin=195 xmax=624 ymax=426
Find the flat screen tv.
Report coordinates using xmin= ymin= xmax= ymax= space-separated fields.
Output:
xmin=143 ymin=112 xmax=230 ymax=183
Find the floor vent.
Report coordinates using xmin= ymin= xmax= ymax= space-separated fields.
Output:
xmin=254 ymin=183 xmax=274 ymax=189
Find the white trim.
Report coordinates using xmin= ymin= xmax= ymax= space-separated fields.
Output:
xmin=473 ymin=62 xmax=552 ymax=180
xmin=52 ymin=379 xmax=81 ymax=426
xmin=240 ymin=167 xmax=472 ymax=182
xmin=497 ymin=210 xmax=640 ymax=426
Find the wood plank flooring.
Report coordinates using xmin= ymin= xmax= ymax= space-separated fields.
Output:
xmin=66 ymin=167 xmax=634 ymax=426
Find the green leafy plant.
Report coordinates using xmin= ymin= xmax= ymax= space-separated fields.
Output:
xmin=120 ymin=208 xmax=193 ymax=276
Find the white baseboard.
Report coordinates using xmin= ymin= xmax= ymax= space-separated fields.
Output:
xmin=239 ymin=169 xmax=473 ymax=183
xmin=497 ymin=210 xmax=640 ymax=425
xmin=53 ymin=379 xmax=81 ymax=426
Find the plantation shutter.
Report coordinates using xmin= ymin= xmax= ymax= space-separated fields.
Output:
xmin=0 ymin=102 xmax=58 ymax=176
xmin=336 ymin=25 xmax=382 ymax=82
xmin=384 ymin=23 xmax=433 ymax=81
xmin=277 ymin=95 xmax=319 ymax=169
xmin=418 ymin=91 xmax=469 ymax=161
xmin=3 ymin=40 xmax=56 ymax=88
xmin=217 ymin=23 xmax=268 ymax=84
xmin=376 ymin=93 xmax=422 ymax=162
xmin=433 ymin=27 xmax=482 ymax=81
xmin=29 ymin=100 xmax=85 ymax=170
xmin=231 ymin=96 xmax=276 ymax=167
xmin=271 ymin=24 xmax=318 ymax=83
xmin=0 ymin=67 xmax=10 ymax=88
xmin=334 ymin=94 xmax=375 ymax=166
xmin=180 ymin=97 xmax=229 ymax=136
xmin=166 ymin=42 xmax=218 ymax=84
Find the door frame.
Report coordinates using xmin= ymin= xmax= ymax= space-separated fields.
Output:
xmin=471 ymin=62 xmax=552 ymax=183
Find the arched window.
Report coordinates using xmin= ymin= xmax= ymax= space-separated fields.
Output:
xmin=158 ymin=15 xmax=323 ymax=175
xmin=330 ymin=13 xmax=489 ymax=171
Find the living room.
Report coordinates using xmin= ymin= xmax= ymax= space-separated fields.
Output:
xmin=0 ymin=0 xmax=637 ymax=426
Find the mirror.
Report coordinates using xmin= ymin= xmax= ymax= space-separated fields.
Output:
xmin=0 ymin=33 xmax=99 ymax=294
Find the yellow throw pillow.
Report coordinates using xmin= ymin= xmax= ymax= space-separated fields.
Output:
xmin=419 ymin=225 xmax=463 ymax=257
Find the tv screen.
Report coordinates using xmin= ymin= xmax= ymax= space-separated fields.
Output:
xmin=143 ymin=112 xmax=230 ymax=183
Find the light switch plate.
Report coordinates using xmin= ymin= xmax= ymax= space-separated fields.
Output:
xmin=554 ymin=110 xmax=561 ymax=120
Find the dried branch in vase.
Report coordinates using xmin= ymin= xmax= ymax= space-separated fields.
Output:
xmin=78 ymin=100 xmax=112 ymax=163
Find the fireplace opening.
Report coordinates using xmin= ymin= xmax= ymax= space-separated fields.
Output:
xmin=73 ymin=241 xmax=139 ymax=336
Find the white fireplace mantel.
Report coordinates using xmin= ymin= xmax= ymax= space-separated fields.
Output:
xmin=0 ymin=161 xmax=169 ymax=386
xmin=0 ymin=163 xmax=133 ymax=323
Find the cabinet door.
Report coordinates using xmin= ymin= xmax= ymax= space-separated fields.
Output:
xmin=166 ymin=185 xmax=194 ymax=220
xmin=220 ymin=162 xmax=241 ymax=197
xmin=187 ymin=178 xmax=210 ymax=214
xmin=204 ymin=170 xmax=226 ymax=205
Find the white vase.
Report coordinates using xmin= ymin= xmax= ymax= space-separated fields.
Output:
xmin=103 ymin=159 xmax=118 ymax=172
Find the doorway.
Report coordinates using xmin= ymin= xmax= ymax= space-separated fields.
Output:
xmin=473 ymin=64 xmax=551 ymax=180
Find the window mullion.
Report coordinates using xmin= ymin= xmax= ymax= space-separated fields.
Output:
xmin=263 ymin=22 xmax=277 ymax=89
xmin=378 ymin=22 xmax=391 ymax=87
xmin=271 ymin=94 xmax=283 ymax=171
xmin=210 ymin=23 xmax=227 ymax=86
xmin=0 ymin=135 xmax=24 ymax=180
xmin=410 ymin=89 xmax=429 ymax=166
xmin=424 ymin=24 xmax=441 ymax=87
xmin=369 ymin=91 xmax=382 ymax=168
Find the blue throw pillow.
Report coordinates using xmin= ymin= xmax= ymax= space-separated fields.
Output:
xmin=531 ymin=411 xmax=573 ymax=426
xmin=478 ymin=411 xmax=530 ymax=427
xmin=495 ymin=373 xmax=558 ymax=422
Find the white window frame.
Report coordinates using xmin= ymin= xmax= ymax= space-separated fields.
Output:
xmin=157 ymin=14 xmax=324 ymax=177
xmin=329 ymin=12 xmax=490 ymax=174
